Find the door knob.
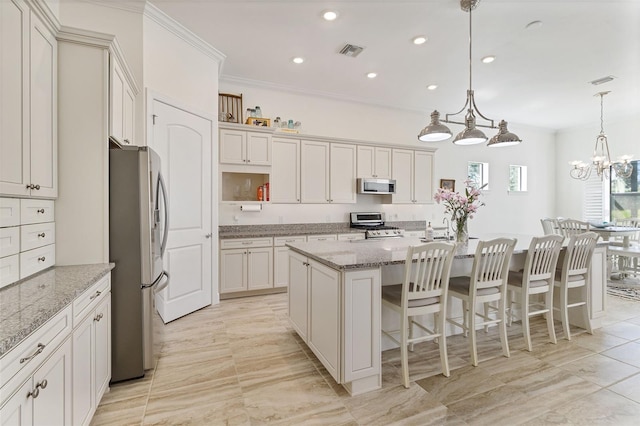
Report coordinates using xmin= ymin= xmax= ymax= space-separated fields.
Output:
xmin=205 ymin=233 xmax=212 ymax=238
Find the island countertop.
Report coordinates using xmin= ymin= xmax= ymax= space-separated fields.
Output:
xmin=0 ymin=263 xmax=115 ymax=357
xmin=285 ymin=233 xmax=541 ymax=270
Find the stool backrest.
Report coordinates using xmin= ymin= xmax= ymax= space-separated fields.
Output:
xmin=540 ymin=218 xmax=559 ymax=235
xmin=524 ymin=235 xmax=564 ymax=282
xmin=403 ymin=242 xmax=456 ymax=303
xmin=557 ymin=218 xmax=590 ymax=237
xmin=562 ymin=232 xmax=599 ymax=278
xmin=471 ymin=238 xmax=517 ymax=290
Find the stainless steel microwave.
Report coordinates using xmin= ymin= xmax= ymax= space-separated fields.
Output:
xmin=357 ymin=178 xmax=396 ymax=194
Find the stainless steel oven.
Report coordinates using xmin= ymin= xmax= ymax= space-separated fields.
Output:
xmin=350 ymin=212 xmax=405 ymax=239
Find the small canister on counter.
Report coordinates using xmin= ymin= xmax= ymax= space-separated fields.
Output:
xmin=257 ymin=185 xmax=264 ymax=201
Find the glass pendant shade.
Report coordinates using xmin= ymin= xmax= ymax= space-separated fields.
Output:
xmin=453 ymin=114 xmax=486 ymax=145
xmin=487 ymin=120 xmax=522 ymax=147
xmin=418 ymin=110 xmax=452 ymax=142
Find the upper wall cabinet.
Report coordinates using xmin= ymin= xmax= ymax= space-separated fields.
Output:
xmin=220 ymin=128 xmax=271 ymax=166
xmin=271 ymin=137 xmax=300 ymax=203
xmin=109 ymin=56 xmax=136 ymax=145
xmin=392 ymin=149 xmax=434 ymax=204
xmin=0 ymin=0 xmax=57 ymax=199
xmin=357 ymin=146 xmax=391 ymax=179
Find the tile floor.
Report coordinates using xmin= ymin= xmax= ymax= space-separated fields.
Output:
xmin=91 ymin=293 xmax=640 ymax=425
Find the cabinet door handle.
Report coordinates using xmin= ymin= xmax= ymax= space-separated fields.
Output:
xmin=90 ymin=290 xmax=102 ymax=301
xmin=38 ymin=233 xmax=46 ymax=238
xmin=37 ymin=256 xmax=46 ymax=262
xmin=20 ymin=343 xmax=45 ymax=363
xmin=27 ymin=387 xmax=40 ymax=399
xmin=241 ymin=242 xmax=252 ymax=245
xmin=26 ymin=184 xmax=41 ymax=190
xmin=246 ymin=159 xmax=250 ymax=163
xmin=37 ymin=379 xmax=48 ymax=390
xmin=94 ymin=313 xmax=104 ymax=322
xmin=123 ymin=139 xmax=130 ymax=144
xmin=36 ymin=208 xmax=45 ymax=214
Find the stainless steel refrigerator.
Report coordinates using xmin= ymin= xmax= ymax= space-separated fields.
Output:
xmin=109 ymin=145 xmax=169 ymax=383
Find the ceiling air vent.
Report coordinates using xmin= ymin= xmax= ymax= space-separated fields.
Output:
xmin=589 ymin=75 xmax=616 ymax=85
xmin=339 ymin=43 xmax=364 ymax=58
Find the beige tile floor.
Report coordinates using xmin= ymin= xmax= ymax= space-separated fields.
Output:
xmin=91 ymin=293 xmax=640 ymax=425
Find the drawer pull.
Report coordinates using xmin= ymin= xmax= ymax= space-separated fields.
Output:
xmin=27 ymin=387 xmax=40 ymax=399
xmin=94 ymin=313 xmax=104 ymax=322
xmin=241 ymin=242 xmax=252 ymax=245
xmin=38 ymin=256 xmax=46 ymax=262
xmin=36 ymin=208 xmax=45 ymax=214
xmin=89 ymin=290 xmax=102 ymax=301
xmin=20 ymin=343 xmax=45 ymax=363
xmin=38 ymin=233 xmax=46 ymax=238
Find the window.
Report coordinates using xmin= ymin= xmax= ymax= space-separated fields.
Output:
xmin=610 ymin=159 xmax=640 ymax=221
xmin=508 ymin=165 xmax=527 ymax=192
xmin=467 ymin=161 xmax=489 ymax=190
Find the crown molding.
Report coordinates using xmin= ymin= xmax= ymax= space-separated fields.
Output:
xmin=30 ymin=0 xmax=61 ymax=33
xmin=143 ymin=2 xmax=226 ymax=70
xmin=56 ymin=26 xmax=115 ymax=48
xmin=81 ymin=0 xmax=146 ymax=14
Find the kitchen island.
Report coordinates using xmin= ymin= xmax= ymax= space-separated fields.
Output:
xmin=286 ymin=235 xmax=607 ymax=395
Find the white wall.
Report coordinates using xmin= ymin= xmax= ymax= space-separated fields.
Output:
xmin=219 ymin=80 xmax=557 ymax=236
xmin=555 ymin=113 xmax=640 ymax=220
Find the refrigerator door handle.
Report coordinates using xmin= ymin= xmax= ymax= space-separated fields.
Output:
xmin=142 ymin=270 xmax=169 ymax=290
xmin=158 ymin=172 xmax=170 ymax=257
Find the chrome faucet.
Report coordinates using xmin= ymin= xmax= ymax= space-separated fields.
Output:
xmin=443 ymin=217 xmax=451 ymax=241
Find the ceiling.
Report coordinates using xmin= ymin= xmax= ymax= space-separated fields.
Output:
xmin=150 ymin=0 xmax=640 ymax=131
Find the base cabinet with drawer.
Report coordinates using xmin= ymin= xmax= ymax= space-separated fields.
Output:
xmin=220 ymin=237 xmax=273 ymax=293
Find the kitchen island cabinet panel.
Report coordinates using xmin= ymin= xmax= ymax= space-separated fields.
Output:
xmin=288 ymin=251 xmax=309 ymax=340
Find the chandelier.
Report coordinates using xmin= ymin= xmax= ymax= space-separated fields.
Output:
xmin=569 ymin=91 xmax=633 ymax=180
xmin=418 ymin=0 xmax=521 ymax=147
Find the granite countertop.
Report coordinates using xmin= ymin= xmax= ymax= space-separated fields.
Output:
xmin=285 ymin=234 xmax=539 ymax=270
xmin=0 ymin=263 xmax=115 ymax=357
xmin=219 ymin=221 xmax=431 ymax=239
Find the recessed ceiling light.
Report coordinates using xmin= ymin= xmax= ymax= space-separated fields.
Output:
xmin=412 ymin=36 xmax=427 ymax=45
xmin=427 ymin=84 xmax=438 ymax=90
xmin=525 ymin=20 xmax=543 ymax=30
xmin=367 ymin=72 xmax=377 ymax=79
xmin=481 ymin=56 xmax=495 ymax=63
xmin=292 ymin=57 xmax=304 ymax=64
xmin=322 ymin=10 xmax=338 ymax=21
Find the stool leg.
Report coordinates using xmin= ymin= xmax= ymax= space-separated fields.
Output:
xmin=560 ymin=285 xmax=571 ymax=341
xmin=400 ymin=315 xmax=410 ymax=388
xmin=469 ymin=302 xmax=478 ymax=366
xmin=408 ymin=316 xmax=415 ymax=352
xmin=438 ymin=309 xmax=450 ymax=377
xmin=462 ymin=300 xmax=469 ymax=338
xmin=545 ymin=288 xmax=557 ymax=345
xmin=582 ymin=286 xmax=593 ymax=335
xmin=522 ymin=291 xmax=532 ymax=352
xmin=498 ymin=296 xmax=510 ymax=359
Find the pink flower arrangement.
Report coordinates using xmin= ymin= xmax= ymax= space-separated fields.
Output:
xmin=434 ymin=180 xmax=485 ymax=241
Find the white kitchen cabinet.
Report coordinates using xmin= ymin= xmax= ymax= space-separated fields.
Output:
xmin=0 ymin=336 xmax=73 ymax=426
xmin=357 ymin=146 xmax=392 ymax=179
xmin=271 ymin=138 xmax=300 ymax=203
xmin=109 ymin=56 xmax=136 ymax=145
xmin=220 ymin=128 xmax=271 ymax=166
xmin=56 ymin=30 xmax=139 ymax=265
xmin=274 ymin=236 xmax=306 ymax=288
xmin=301 ymin=140 xmax=330 ymax=203
xmin=72 ymin=278 xmax=111 ymax=426
xmin=219 ymin=238 xmax=273 ymax=293
xmin=300 ymin=141 xmax=356 ymax=204
xmin=330 ymin=143 xmax=357 ymax=204
xmin=308 ymin=260 xmax=341 ymax=382
xmin=0 ymin=0 xmax=57 ymax=199
xmin=392 ymin=149 xmax=434 ymax=204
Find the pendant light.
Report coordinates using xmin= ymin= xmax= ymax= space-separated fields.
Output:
xmin=569 ymin=91 xmax=633 ymax=180
xmin=417 ymin=0 xmax=521 ymax=147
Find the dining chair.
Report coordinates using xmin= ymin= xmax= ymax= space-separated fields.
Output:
xmin=381 ymin=242 xmax=456 ymax=388
xmin=447 ymin=238 xmax=517 ymax=367
xmin=540 ymin=218 xmax=558 ymax=235
xmin=554 ymin=231 xmax=599 ymax=340
xmin=556 ymin=218 xmax=590 ymax=237
xmin=507 ymin=234 xmax=564 ymax=351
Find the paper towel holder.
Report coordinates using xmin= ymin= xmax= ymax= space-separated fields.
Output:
xmin=240 ymin=204 xmax=262 ymax=212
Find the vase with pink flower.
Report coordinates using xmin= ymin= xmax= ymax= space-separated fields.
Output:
xmin=434 ymin=180 xmax=485 ymax=244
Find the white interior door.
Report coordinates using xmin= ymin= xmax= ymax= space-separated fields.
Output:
xmin=149 ymin=98 xmax=213 ymax=323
